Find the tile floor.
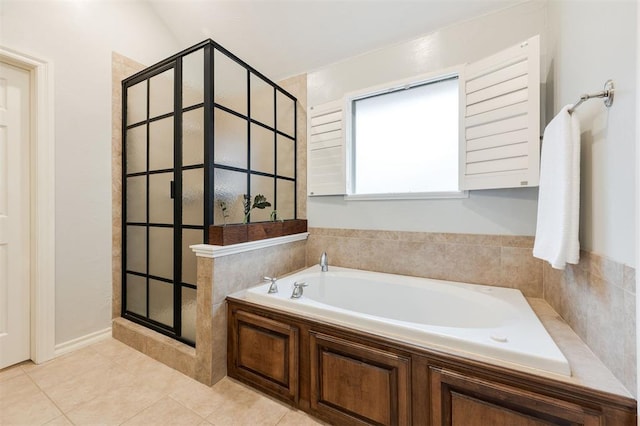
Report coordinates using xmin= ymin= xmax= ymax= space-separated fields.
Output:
xmin=0 ymin=338 xmax=323 ymax=426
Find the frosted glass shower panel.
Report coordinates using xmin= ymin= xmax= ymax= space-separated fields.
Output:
xmin=126 ymin=226 xmax=146 ymax=274
xmin=213 ymin=109 xmax=247 ymax=168
xmin=250 ymin=123 xmax=275 ymax=174
xmin=127 ymin=81 xmax=147 ymax=125
xmin=126 ymin=274 xmax=146 ymax=316
xmin=250 ymin=73 xmax=274 ymax=127
xmin=213 ymin=169 xmax=247 ymax=225
xmin=148 ymin=173 xmax=173 ymax=224
xmin=214 ymin=49 xmax=247 ymax=115
xmin=250 ymin=174 xmax=275 ymax=222
xmin=126 ymin=176 xmax=146 ymax=223
xmin=149 ymin=279 xmax=173 ymax=327
xmin=122 ymin=40 xmax=298 ymax=346
xmin=182 ymin=49 xmax=204 ymax=108
xmin=182 ymin=168 xmax=204 ymax=226
xmin=182 ymin=229 xmax=202 ymax=286
xmin=276 ymin=179 xmax=295 ymax=220
xmin=277 ymin=135 xmax=295 ymax=178
xmin=126 ymin=125 xmax=146 ymax=174
xmin=149 ymin=69 xmax=174 ymax=119
xmin=149 ymin=118 xmax=174 ymax=171
xmin=181 ymin=287 xmax=197 ymax=343
xmin=182 ymin=108 xmax=204 ymax=166
xmin=276 ymin=90 xmax=295 ymax=136
xmin=149 ymin=227 xmax=173 ymax=280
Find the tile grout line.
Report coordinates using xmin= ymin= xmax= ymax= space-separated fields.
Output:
xmin=167 ymin=393 xmax=211 ymax=422
xmin=20 ymin=371 xmax=64 ymax=425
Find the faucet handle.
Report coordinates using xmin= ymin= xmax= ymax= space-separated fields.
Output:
xmin=264 ymin=276 xmax=278 ymax=294
xmin=293 ymin=281 xmax=307 ymax=288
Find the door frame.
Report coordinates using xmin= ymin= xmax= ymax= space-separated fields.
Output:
xmin=0 ymin=46 xmax=55 ymax=364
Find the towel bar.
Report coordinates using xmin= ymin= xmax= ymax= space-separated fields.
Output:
xmin=568 ymin=80 xmax=614 ymax=113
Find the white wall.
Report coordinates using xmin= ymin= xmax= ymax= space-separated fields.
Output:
xmin=307 ymin=1 xmax=546 ymax=237
xmin=547 ymin=0 xmax=636 ymax=267
xmin=1 ymin=1 xmax=181 ymax=345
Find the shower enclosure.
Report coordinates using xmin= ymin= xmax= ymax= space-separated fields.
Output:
xmin=121 ymin=40 xmax=298 ymax=345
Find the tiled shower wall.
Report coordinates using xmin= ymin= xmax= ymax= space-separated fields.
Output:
xmin=307 ymin=227 xmax=636 ymax=396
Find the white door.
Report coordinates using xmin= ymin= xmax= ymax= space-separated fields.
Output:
xmin=0 ymin=61 xmax=31 ymax=369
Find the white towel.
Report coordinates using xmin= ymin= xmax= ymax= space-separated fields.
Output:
xmin=533 ymin=105 xmax=581 ymax=269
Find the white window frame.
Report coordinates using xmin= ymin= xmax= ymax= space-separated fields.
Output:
xmin=343 ymin=66 xmax=468 ymax=201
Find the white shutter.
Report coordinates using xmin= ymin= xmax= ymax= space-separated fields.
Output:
xmin=307 ymin=99 xmax=347 ymax=196
xmin=461 ymin=35 xmax=540 ymax=190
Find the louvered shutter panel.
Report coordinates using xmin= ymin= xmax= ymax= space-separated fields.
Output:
xmin=461 ymin=35 xmax=540 ymax=190
xmin=307 ymin=100 xmax=346 ymax=196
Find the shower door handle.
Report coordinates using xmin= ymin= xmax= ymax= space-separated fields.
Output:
xmin=170 ymin=180 xmax=175 ymax=199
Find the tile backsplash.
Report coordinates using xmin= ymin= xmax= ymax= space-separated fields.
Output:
xmin=306 ymin=227 xmax=543 ymax=297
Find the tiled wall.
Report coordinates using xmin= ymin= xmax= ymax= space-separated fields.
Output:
xmin=209 ymin=240 xmax=307 ymax=382
xmin=544 ymin=253 xmax=636 ymax=396
xmin=306 ymin=227 xmax=544 ymax=297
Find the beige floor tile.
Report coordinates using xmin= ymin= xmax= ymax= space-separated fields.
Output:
xmin=45 ymin=363 xmax=135 ymax=412
xmin=122 ymin=396 xmax=205 ymax=425
xmin=0 ymin=375 xmax=62 ymax=425
xmin=0 ymin=373 xmax=39 ymax=400
xmin=44 ymin=415 xmax=74 ymax=425
xmin=127 ymin=356 xmax=195 ymax=396
xmin=169 ymin=376 xmax=234 ymax=418
xmin=90 ymin=337 xmax=141 ymax=360
xmin=0 ymin=362 xmax=26 ymax=384
xmin=65 ymin=382 xmax=164 ymax=426
xmin=206 ymin=383 xmax=289 ymax=426
xmin=277 ymin=410 xmax=326 ymax=426
xmin=25 ymin=347 xmax=114 ymax=391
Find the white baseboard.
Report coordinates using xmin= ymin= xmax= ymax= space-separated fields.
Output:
xmin=54 ymin=327 xmax=112 ymax=357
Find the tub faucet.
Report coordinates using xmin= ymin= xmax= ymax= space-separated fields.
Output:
xmin=320 ymin=252 xmax=328 ymax=272
xmin=264 ymin=276 xmax=278 ymax=294
xmin=291 ymin=281 xmax=307 ymax=299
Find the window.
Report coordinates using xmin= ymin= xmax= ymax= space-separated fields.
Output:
xmin=307 ymin=35 xmax=540 ymax=197
xmin=350 ymin=75 xmax=460 ymax=197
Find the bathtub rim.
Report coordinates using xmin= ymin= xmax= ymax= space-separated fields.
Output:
xmin=240 ymin=265 xmax=571 ymax=378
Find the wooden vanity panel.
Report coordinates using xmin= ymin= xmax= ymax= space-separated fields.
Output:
xmin=309 ymin=332 xmax=411 ymax=426
xmin=238 ymin=324 xmax=288 ymax=384
xmin=228 ymin=308 xmax=299 ymax=402
xmin=226 ymin=299 xmax=637 ymax=426
xmin=430 ymin=367 xmax=603 ymax=426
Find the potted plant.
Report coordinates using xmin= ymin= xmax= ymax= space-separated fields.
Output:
xmin=209 ymin=194 xmax=308 ymax=245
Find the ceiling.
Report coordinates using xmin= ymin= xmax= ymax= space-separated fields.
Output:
xmin=147 ymin=0 xmax=524 ymax=81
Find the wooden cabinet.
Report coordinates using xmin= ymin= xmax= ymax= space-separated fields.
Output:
xmin=309 ymin=332 xmax=411 ymax=425
xmin=227 ymin=299 xmax=637 ymax=426
xmin=429 ymin=368 xmax=602 ymax=426
xmin=227 ymin=308 xmax=298 ymax=402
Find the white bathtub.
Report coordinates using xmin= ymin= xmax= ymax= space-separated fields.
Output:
xmin=244 ymin=266 xmax=571 ymax=377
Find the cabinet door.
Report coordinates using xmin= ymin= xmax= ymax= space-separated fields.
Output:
xmin=228 ymin=310 xmax=298 ymax=402
xmin=430 ymin=367 xmax=602 ymax=426
xmin=310 ymin=332 xmax=411 ymax=426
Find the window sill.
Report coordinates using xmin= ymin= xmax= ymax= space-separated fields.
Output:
xmin=344 ymin=191 xmax=469 ymax=201
xmin=190 ymin=232 xmax=309 ymax=258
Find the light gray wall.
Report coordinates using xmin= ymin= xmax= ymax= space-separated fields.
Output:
xmin=547 ymin=0 xmax=636 ymax=267
xmin=1 ymin=1 xmax=181 ymax=345
xmin=307 ymin=1 xmax=546 ymax=237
